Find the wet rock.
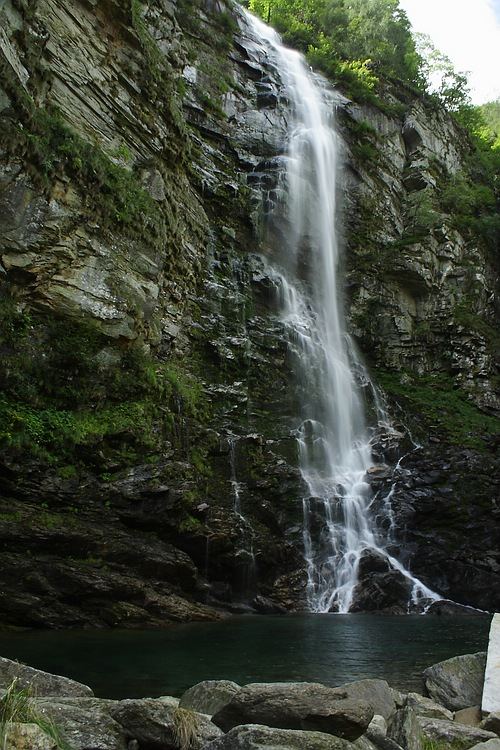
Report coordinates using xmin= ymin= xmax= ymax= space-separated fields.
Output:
xmin=212 ymin=682 xmax=373 ymax=740
xmin=202 ymin=723 xmax=354 ymax=749
xmin=179 ymin=680 xmax=241 ymax=716
xmin=426 ymin=601 xmax=487 ymax=616
xmin=0 ymin=657 xmax=93 ymax=697
xmin=423 ymin=652 xmax=487 ymax=711
xmin=252 ymin=595 xmax=288 ymax=614
xmin=350 ymin=550 xmax=412 ymax=613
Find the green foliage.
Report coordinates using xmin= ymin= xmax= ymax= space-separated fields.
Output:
xmin=250 ymin=0 xmax=423 ymax=101
xmin=439 ymin=147 xmax=500 ymax=256
xmin=415 ymin=33 xmax=471 ymax=112
xmin=0 ymin=679 xmax=72 ymax=750
xmin=16 ymin=107 xmax=161 ymax=234
xmin=0 ymin=308 xmax=207 ymax=466
xmin=377 ymin=371 xmax=500 ymax=450
xmin=478 ymin=98 xmax=500 ymax=149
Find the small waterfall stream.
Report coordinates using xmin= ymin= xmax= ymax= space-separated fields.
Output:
xmin=228 ymin=434 xmax=257 ymax=593
xmin=244 ymin=11 xmax=441 ymax=613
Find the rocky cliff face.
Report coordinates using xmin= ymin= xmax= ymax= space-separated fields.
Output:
xmin=0 ymin=0 xmax=498 ymax=628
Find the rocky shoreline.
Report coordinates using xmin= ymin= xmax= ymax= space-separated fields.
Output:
xmin=1 ymin=651 xmax=499 ymax=750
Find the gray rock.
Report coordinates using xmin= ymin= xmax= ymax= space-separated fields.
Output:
xmin=202 ymin=723 xmax=354 ymax=749
xmin=110 ymin=698 xmax=223 ymax=749
xmin=368 ymin=716 xmax=387 ymax=737
xmin=406 ymin=692 xmax=453 ymax=720
xmin=212 ymin=682 xmax=373 ymax=740
xmin=470 ymin=741 xmax=500 ymax=750
xmin=388 ymin=708 xmax=423 ymax=750
xmin=418 ymin=717 xmax=497 ymax=749
xmin=423 ymin=652 xmax=487 ymax=711
xmin=0 ymin=657 xmax=93 ymax=697
xmin=365 ymin=715 xmax=405 ymax=750
xmin=455 ymin=707 xmax=483 ymax=727
xmin=341 ymin=680 xmax=396 ymax=721
xmin=481 ymin=714 xmax=500 ymax=736
xmin=179 ymin=680 xmax=241 ymax=716
xmin=2 ymin=722 xmax=57 ymax=750
xmin=36 ymin=697 xmax=126 ymax=750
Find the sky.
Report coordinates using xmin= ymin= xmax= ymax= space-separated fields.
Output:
xmin=399 ymin=0 xmax=500 ymax=104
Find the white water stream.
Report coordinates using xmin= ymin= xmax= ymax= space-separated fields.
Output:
xmin=245 ymin=11 xmax=441 ymax=613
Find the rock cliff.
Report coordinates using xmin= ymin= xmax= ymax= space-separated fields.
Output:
xmin=0 ymin=0 xmax=498 ymax=627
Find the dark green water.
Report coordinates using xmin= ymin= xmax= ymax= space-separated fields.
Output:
xmin=0 ymin=614 xmax=490 ymax=699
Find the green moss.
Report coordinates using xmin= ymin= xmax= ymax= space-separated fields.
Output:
xmin=453 ymin=302 xmax=500 ymax=354
xmin=0 ymin=310 xmax=207 ymax=467
xmin=15 ymin=107 xmax=162 ymax=235
xmin=377 ymin=370 xmax=500 ymax=450
xmin=179 ymin=515 xmax=203 ymax=533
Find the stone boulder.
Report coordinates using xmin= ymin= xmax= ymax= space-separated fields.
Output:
xmin=470 ymin=741 xmax=500 ymax=750
xmin=455 ymin=707 xmax=482 ymax=727
xmin=423 ymin=652 xmax=486 ymax=711
xmin=0 ymin=657 xmax=93 ymax=697
xmin=388 ymin=708 xmax=423 ymax=750
xmin=364 ymin=714 xmax=407 ymax=750
xmin=202 ymin=723 xmax=354 ymax=749
xmin=211 ymin=682 xmax=373 ymax=740
xmin=110 ymin=698 xmax=223 ymax=749
xmin=179 ymin=680 xmax=241 ymax=716
xmin=406 ymin=692 xmax=453 ymax=720
xmin=2 ymin=723 xmax=57 ymax=750
xmin=36 ymin=697 xmax=126 ymax=750
xmin=481 ymin=714 xmax=500 ymax=736
xmin=418 ymin=716 xmax=497 ymax=749
xmin=349 ymin=550 xmax=412 ymax=614
xmin=341 ymin=680 xmax=396 ymax=721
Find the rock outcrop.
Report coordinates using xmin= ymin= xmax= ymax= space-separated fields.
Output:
xmin=0 ymin=0 xmax=498 ymax=625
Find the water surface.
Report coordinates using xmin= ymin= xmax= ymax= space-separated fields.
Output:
xmin=0 ymin=614 xmax=490 ymax=699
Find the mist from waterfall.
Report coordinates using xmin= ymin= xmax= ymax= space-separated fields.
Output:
xmin=244 ymin=10 xmax=440 ymax=613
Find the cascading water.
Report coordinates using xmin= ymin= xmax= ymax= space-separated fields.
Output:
xmin=228 ymin=435 xmax=257 ymax=594
xmin=244 ymin=10 xmax=441 ymax=613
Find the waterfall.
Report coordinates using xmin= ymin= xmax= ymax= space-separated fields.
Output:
xmin=244 ymin=10 xmax=441 ymax=613
xmin=228 ymin=434 xmax=257 ymax=594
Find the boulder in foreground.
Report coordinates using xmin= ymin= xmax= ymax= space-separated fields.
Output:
xmin=202 ymin=723 xmax=354 ymax=749
xmin=110 ymin=698 xmax=222 ymax=749
xmin=423 ymin=652 xmax=486 ymax=711
xmin=179 ymin=680 xmax=241 ymax=716
xmin=211 ymin=682 xmax=373 ymax=740
xmin=0 ymin=657 xmax=93 ymax=698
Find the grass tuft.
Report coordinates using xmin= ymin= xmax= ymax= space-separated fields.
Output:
xmin=172 ymin=707 xmax=200 ymax=750
xmin=0 ymin=679 xmax=72 ymax=750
